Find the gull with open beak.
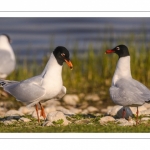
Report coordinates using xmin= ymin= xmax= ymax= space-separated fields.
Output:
xmin=0 ymin=46 xmax=73 ymax=123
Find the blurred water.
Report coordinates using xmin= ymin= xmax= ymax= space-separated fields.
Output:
xmin=0 ymin=17 xmax=150 ymax=62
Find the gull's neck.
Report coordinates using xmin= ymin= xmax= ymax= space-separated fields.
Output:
xmin=0 ymin=40 xmax=15 ymax=60
xmin=41 ymin=53 xmax=62 ymax=79
xmin=112 ymin=56 xmax=132 ymax=85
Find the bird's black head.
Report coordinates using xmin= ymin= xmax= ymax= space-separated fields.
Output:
xmin=105 ymin=45 xmax=130 ymax=58
xmin=53 ymin=46 xmax=73 ymax=69
xmin=1 ymin=34 xmax=11 ymax=43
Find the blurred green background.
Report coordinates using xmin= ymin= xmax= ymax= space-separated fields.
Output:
xmin=1 ymin=17 xmax=150 ymax=108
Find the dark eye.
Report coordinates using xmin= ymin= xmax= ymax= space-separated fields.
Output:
xmin=116 ymin=47 xmax=120 ymax=50
xmin=61 ymin=53 xmax=65 ymax=57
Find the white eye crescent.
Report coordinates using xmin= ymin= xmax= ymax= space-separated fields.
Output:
xmin=116 ymin=47 xmax=120 ymax=50
xmin=61 ymin=53 xmax=65 ymax=57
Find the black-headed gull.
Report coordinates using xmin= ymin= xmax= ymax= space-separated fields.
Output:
xmin=0 ymin=46 xmax=73 ymax=122
xmin=106 ymin=45 xmax=150 ymax=124
xmin=0 ymin=34 xmax=16 ymax=79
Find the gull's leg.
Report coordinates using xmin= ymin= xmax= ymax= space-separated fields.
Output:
xmin=136 ymin=106 xmax=139 ymax=125
xmin=39 ymin=102 xmax=46 ymax=120
xmin=35 ymin=104 xmax=40 ymax=123
xmin=122 ymin=107 xmax=126 ymax=118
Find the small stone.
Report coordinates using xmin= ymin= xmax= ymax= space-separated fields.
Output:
xmin=46 ymin=111 xmax=69 ymax=125
xmin=10 ymin=119 xmax=17 ymax=122
xmin=3 ymin=120 xmax=14 ymax=125
xmin=44 ymin=106 xmax=56 ymax=114
xmin=19 ymin=117 xmax=31 ymax=122
xmin=43 ymin=121 xmax=54 ymax=126
xmin=116 ymin=118 xmax=129 ymax=124
xmin=0 ymin=107 xmax=8 ymax=113
xmin=128 ymin=118 xmax=136 ymax=125
xmin=85 ymin=94 xmax=100 ymax=102
xmin=0 ymin=102 xmax=4 ymax=107
xmin=99 ymin=116 xmax=115 ymax=125
xmin=116 ymin=118 xmax=136 ymax=126
xmin=97 ymin=101 xmax=103 ymax=105
xmin=87 ymin=106 xmax=99 ymax=113
xmin=140 ymin=109 xmax=150 ymax=116
xmin=95 ymin=113 xmax=102 ymax=117
xmin=5 ymin=110 xmax=24 ymax=117
xmin=18 ymin=106 xmax=35 ymax=115
xmin=101 ymin=108 xmax=108 ymax=114
xmin=75 ymin=119 xmax=91 ymax=125
xmin=107 ymin=105 xmax=123 ymax=116
xmin=67 ymin=106 xmax=82 ymax=114
xmin=78 ymin=93 xmax=85 ymax=100
xmin=63 ymin=94 xmax=79 ymax=106
xmin=56 ymin=106 xmax=74 ymax=115
xmin=141 ymin=117 xmax=150 ymax=121
xmin=79 ymin=101 xmax=88 ymax=109
xmin=107 ymin=106 xmax=114 ymax=111
xmin=0 ymin=101 xmax=14 ymax=108
xmin=118 ymin=122 xmax=135 ymax=126
xmin=82 ymin=109 xmax=89 ymax=114
xmin=143 ymin=103 xmax=150 ymax=109
xmin=118 ymin=123 xmax=131 ymax=126
xmin=0 ymin=112 xmax=6 ymax=118
xmin=43 ymin=99 xmax=61 ymax=107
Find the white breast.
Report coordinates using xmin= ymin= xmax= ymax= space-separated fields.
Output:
xmin=112 ymin=56 xmax=132 ymax=85
xmin=41 ymin=53 xmax=63 ymax=99
xmin=0 ymin=37 xmax=15 ymax=61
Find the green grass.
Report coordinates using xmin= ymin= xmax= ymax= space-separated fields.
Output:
xmin=0 ymin=114 xmax=150 ymax=133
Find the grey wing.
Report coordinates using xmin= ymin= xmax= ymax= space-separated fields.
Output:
xmin=132 ymin=79 xmax=150 ymax=98
xmin=3 ymin=76 xmax=46 ymax=104
xmin=0 ymin=50 xmax=15 ymax=74
xmin=110 ymin=78 xmax=150 ymax=106
xmin=22 ymin=75 xmax=44 ymax=85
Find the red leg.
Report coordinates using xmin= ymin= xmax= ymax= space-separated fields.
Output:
xmin=122 ymin=108 xmax=126 ymax=118
xmin=35 ymin=104 xmax=40 ymax=123
xmin=39 ymin=102 xmax=46 ymax=120
xmin=136 ymin=106 xmax=139 ymax=125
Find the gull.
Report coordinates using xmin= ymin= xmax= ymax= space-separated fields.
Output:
xmin=105 ymin=45 xmax=150 ymax=124
xmin=0 ymin=34 xmax=16 ymax=97
xmin=0 ymin=46 xmax=73 ymax=122
xmin=0 ymin=34 xmax=16 ymax=79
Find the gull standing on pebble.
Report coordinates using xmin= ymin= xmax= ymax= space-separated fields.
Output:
xmin=0 ymin=46 xmax=73 ymax=122
xmin=105 ymin=45 xmax=150 ymax=124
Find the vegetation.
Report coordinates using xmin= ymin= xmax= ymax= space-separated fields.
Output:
xmin=0 ymin=114 xmax=150 ymax=132
xmin=1 ymin=34 xmax=150 ymax=132
xmin=6 ymin=40 xmax=150 ymax=99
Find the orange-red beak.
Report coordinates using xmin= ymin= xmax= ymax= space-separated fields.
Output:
xmin=64 ymin=59 xmax=73 ymax=70
xmin=105 ymin=49 xmax=115 ymax=54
